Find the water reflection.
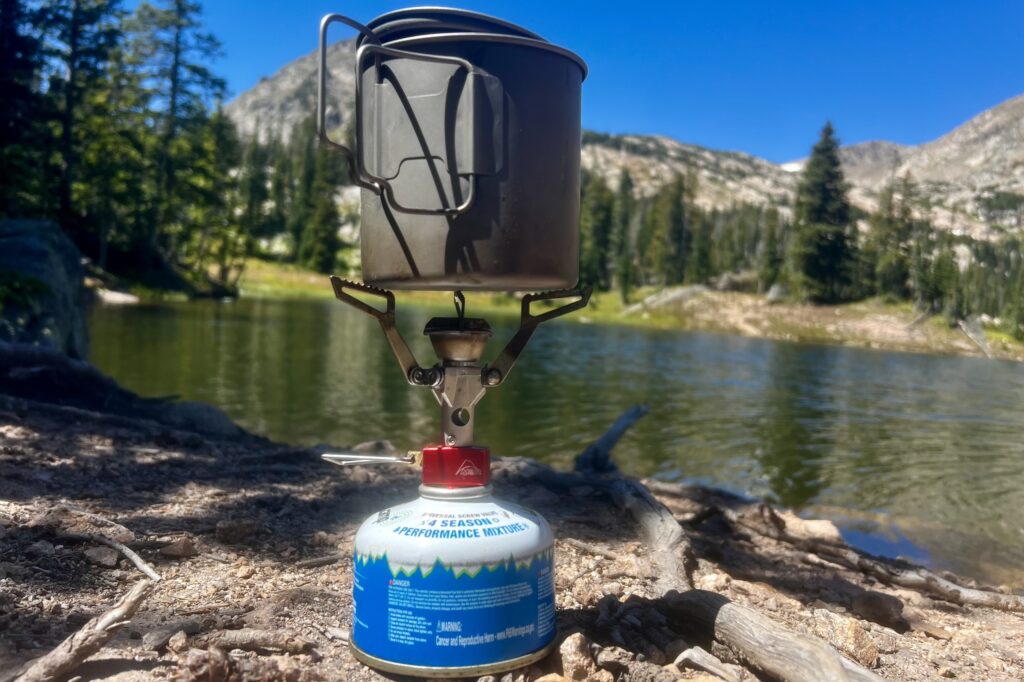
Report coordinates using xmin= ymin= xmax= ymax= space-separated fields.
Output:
xmin=89 ymin=298 xmax=1024 ymax=585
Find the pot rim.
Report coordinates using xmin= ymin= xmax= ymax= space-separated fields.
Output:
xmin=362 ymin=6 xmax=545 ymax=41
xmin=373 ymin=31 xmax=588 ymax=80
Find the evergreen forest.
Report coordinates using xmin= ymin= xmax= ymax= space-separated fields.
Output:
xmin=3 ymin=0 xmax=1023 ymax=338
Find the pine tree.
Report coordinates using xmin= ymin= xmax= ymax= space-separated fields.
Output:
xmin=789 ymin=122 xmax=857 ymax=302
xmin=128 ymin=0 xmax=226 ymax=261
xmin=0 ymin=0 xmax=46 ymax=217
xmin=43 ymin=0 xmax=123 ymax=233
xmin=758 ymin=209 xmax=784 ymax=292
xmin=1010 ymin=267 xmax=1024 ymax=341
xmin=264 ymin=134 xmax=290 ymax=248
xmin=635 ymin=197 xmax=659 ymax=286
xmin=612 ymin=171 xmax=636 ymax=302
xmin=867 ymin=174 xmax=917 ymax=300
xmin=76 ymin=40 xmax=151 ymax=268
xmin=663 ymin=175 xmax=689 ymax=284
xmin=299 ymin=148 xmax=341 ymax=274
xmin=287 ymin=115 xmax=317 ymax=260
xmin=579 ymin=171 xmax=615 ymax=291
xmin=686 ymin=212 xmax=713 ymax=283
xmin=238 ymin=134 xmax=268 ymax=240
xmin=187 ymin=106 xmax=239 ymax=281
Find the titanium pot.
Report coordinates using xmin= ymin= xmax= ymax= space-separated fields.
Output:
xmin=318 ymin=8 xmax=588 ymax=291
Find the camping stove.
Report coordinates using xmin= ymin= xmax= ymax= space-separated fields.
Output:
xmin=324 ymin=281 xmax=589 ymax=677
xmin=315 ymin=6 xmax=590 ymax=676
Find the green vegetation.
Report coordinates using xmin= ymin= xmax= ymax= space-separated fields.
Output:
xmin=3 ymin=1 xmax=1022 ymax=344
xmin=0 ymin=0 xmax=349 ymax=297
xmin=576 ymin=124 xmax=1024 ymax=342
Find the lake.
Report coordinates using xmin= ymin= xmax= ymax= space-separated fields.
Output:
xmin=89 ymin=297 xmax=1024 ymax=586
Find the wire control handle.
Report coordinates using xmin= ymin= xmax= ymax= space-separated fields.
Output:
xmin=322 ymin=451 xmax=421 ymax=467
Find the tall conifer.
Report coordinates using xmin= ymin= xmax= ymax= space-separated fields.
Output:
xmin=789 ymin=122 xmax=857 ymax=302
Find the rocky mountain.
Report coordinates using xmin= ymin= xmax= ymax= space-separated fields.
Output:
xmin=226 ymin=40 xmax=355 ymax=143
xmin=226 ymin=42 xmax=1023 ymax=239
xmin=785 ymin=95 xmax=1024 ymax=236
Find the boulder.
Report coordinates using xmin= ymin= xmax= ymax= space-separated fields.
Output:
xmin=851 ymin=590 xmax=907 ymax=631
xmin=765 ymin=283 xmax=787 ymax=304
xmin=0 ymin=220 xmax=88 ymax=358
xmin=714 ymin=270 xmax=759 ymax=293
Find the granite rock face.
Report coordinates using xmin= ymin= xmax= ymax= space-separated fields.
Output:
xmin=0 ymin=220 xmax=89 ymax=359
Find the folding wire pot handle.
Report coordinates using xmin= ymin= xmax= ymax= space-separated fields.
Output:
xmin=317 ymin=13 xmax=478 ymax=216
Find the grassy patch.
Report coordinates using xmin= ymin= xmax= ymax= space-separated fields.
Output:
xmin=237 ymin=259 xmax=338 ymax=299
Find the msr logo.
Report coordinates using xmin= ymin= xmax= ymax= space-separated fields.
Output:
xmin=455 ymin=459 xmax=482 ymax=477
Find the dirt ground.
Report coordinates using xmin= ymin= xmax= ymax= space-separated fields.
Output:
xmin=2 ymin=391 xmax=1024 ymax=681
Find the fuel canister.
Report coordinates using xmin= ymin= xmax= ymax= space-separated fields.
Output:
xmin=350 ymin=446 xmax=556 ymax=677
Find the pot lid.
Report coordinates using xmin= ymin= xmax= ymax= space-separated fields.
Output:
xmin=359 ymin=6 xmax=543 ymax=46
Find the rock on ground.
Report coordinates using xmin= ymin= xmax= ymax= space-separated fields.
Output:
xmin=0 ymin=220 xmax=89 ymax=359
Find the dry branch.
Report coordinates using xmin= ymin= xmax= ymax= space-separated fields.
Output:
xmin=296 ymin=552 xmax=344 ymax=569
xmin=196 ymin=628 xmax=317 ymax=655
xmin=672 ymin=645 xmax=745 ymax=682
xmin=66 ymin=532 xmax=161 ymax=581
xmin=729 ymin=504 xmax=1024 ymax=612
xmin=27 ymin=504 xmax=161 ymax=580
xmin=16 ymin=579 xmax=153 ymax=682
xmin=562 ymin=537 xmax=622 ymax=561
xmin=602 ymin=477 xmax=691 ymax=592
xmin=574 ymin=404 xmax=650 ymax=474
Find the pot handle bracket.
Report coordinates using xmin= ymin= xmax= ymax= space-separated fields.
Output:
xmin=318 ymin=14 xmax=481 ymax=217
xmin=317 ymin=14 xmax=379 ymax=195
xmin=329 ymin=276 xmax=441 ymax=388
xmin=484 ymin=286 xmax=592 ymax=387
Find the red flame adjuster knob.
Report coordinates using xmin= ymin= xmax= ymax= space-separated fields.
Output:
xmin=421 ymin=445 xmax=490 ymax=488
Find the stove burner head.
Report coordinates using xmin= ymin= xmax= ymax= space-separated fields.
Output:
xmin=424 ymin=317 xmax=493 ymax=364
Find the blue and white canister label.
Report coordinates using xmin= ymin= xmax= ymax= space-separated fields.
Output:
xmin=352 ymin=548 xmax=556 ymax=667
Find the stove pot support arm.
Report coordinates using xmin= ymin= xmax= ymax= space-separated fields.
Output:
xmin=329 ymin=277 xmax=440 ymax=387
xmin=484 ymin=286 xmax=592 ymax=387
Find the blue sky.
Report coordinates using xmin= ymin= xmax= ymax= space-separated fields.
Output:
xmin=137 ymin=0 xmax=1024 ymax=163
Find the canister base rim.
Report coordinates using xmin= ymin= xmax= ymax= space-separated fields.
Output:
xmin=350 ymin=638 xmax=557 ymax=678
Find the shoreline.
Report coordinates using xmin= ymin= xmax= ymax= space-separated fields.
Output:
xmin=230 ymin=259 xmax=1024 ymax=363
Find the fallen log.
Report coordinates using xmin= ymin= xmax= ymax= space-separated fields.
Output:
xmin=16 ymin=579 xmax=153 ymax=682
xmin=574 ymin=404 xmax=649 ymax=474
xmin=662 ymin=590 xmax=881 ymax=682
xmin=570 ymin=407 xmax=883 ymax=682
xmin=728 ymin=503 xmax=1024 ymax=613
xmin=572 ymin=405 xmax=693 ymax=592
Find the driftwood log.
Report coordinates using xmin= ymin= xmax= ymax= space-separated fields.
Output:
xmin=573 ymin=405 xmax=693 ymax=593
xmin=725 ymin=502 xmax=1024 ymax=613
xmin=560 ymin=405 xmax=885 ymax=682
xmin=15 ymin=579 xmax=153 ymax=682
